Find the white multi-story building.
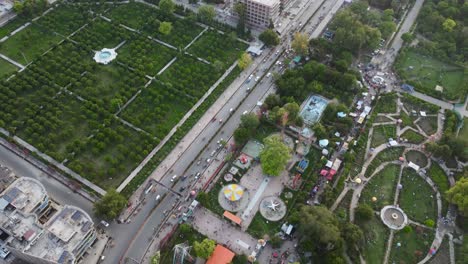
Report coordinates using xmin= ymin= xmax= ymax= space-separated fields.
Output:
xmin=0 ymin=177 xmax=96 ymax=264
xmin=242 ymin=0 xmax=280 ymax=28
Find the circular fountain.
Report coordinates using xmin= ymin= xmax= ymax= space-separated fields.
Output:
xmin=380 ymin=205 xmax=408 ymax=230
xmin=94 ymin=48 xmax=117 ymax=65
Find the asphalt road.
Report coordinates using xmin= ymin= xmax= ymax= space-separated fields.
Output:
xmin=108 ymin=0 xmax=343 ymax=263
xmin=0 ymin=144 xmax=94 ymax=220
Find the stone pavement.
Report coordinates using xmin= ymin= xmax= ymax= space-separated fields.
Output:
xmin=191 ymin=207 xmax=258 ymax=256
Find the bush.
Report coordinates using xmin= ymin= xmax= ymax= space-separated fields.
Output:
xmin=355 ymin=204 xmax=374 ymax=222
xmin=402 ymin=225 xmax=413 ymax=233
xmin=424 ymin=219 xmax=435 ymax=228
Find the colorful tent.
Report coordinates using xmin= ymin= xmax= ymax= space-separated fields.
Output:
xmin=223 ymin=184 xmax=244 ymax=201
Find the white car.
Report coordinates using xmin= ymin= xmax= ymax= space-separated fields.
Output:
xmin=155 ymin=195 xmax=161 ymax=201
xmin=170 ymin=175 xmax=177 ymax=182
xmin=266 ymin=72 xmax=272 ymax=78
xmin=254 ymin=76 xmax=260 ymax=82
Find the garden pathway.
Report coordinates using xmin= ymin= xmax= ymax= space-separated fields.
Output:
xmin=184 ymin=27 xmax=208 ymax=50
xmin=0 ymin=53 xmax=25 ymax=69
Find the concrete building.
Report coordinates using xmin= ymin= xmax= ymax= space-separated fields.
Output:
xmin=242 ymin=0 xmax=280 ymax=28
xmin=0 ymin=177 xmax=96 ymax=264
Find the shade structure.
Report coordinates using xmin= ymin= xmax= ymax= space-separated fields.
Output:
xmin=355 ymin=178 xmax=362 ymax=184
xmin=223 ymin=184 xmax=244 ymax=201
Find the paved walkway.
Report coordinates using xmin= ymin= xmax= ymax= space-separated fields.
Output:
xmin=0 ymin=53 xmax=25 ymax=69
xmin=191 ymin=207 xmax=258 ymax=255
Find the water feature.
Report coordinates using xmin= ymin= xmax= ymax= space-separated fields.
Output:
xmin=300 ymin=95 xmax=329 ymax=125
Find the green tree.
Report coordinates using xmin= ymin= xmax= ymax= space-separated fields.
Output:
xmin=151 ymin=251 xmax=160 ymax=264
xmin=93 ymin=189 xmax=127 ymax=220
xmin=260 ymin=135 xmax=291 ymax=176
xmin=401 ymin=32 xmax=414 ymax=43
xmin=291 ymin=32 xmax=309 ymax=56
xmin=234 ymin=127 xmax=250 ymax=146
xmin=446 ymin=177 xmax=468 ymax=216
xmin=355 ymin=203 xmax=373 ymax=222
xmin=234 ymin=2 xmax=246 ymax=35
xmin=298 ymin=206 xmax=343 ymax=250
xmin=198 ymin=5 xmax=216 ymax=22
xmin=259 ymin=29 xmax=280 ymax=47
xmin=159 ymin=0 xmax=175 ymax=14
xmin=264 ymin=94 xmax=281 ymax=109
xmin=193 ymin=238 xmax=216 ymax=259
xmin=159 ymin=21 xmax=173 ymax=35
xmin=341 ymin=222 xmax=364 ymax=248
xmin=442 ymin=18 xmax=456 ymax=32
xmin=379 ymin=21 xmax=396 ymax=38
xmin=238 ymin=52 xmax=252 ymax=70
xmin=13 ymin=1 xmax=24 ymax=13
xmin=240 ymin=112 xmax=260 ymax=131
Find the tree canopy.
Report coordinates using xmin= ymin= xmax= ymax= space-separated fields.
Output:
xmin=193 ymin=238 xmax=216 ymax=259
xmin=238 ymin=52 xmax=252 ymax=70
xmin=93 ymin=189 xmax=127 ymax=220
xmin=260 ymin=135 xmax=291 ymax=176
xmin=159 ymin=21 xmax=173 ymax=35
xmin=446 ymin=177 xmax=468 ymax=216
xmin=198 ymin=5 xmax=216 ymax=22
xmin=291 ymin=32 xmax=309 ymax=56
xmin=159 ymin=0 xmax=175 ymax=14
xmin=259 ymin=29 xmax=280 ymax=47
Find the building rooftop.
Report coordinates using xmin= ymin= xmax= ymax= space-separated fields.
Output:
xmin=27 ymin=205 xmax=94 ymax=264
xmin=1 ymin=177 xmax=47 ymax=214
xmin=248 ymin=0 xmax=279 ymax=7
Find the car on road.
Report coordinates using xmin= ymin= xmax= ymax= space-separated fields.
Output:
xmin=179 ymin=186 xmax=186 ymax=192
xmin=266 ymin=72 xmax=272 ymax=78
xmin=243 ymin=110 xmax=248 ymax=115
xmin=100 ymin=220 xmax=110 ymax=228
xmin=206 ymin=158 xmax=211 ymax=163
xmin=229 ymin=108 xmax=234 ymax=113
xmin=170 ymin=175 xmax=177 ymax=182
xmin=254 ymin=76 xmax=260 ymax=82
xmin=181 ymin=175 xmax=188 ymax=181
xmin=195 ymin=172 xmax=201 ymax=179
xmin=155 ymin=195 xmax=161 ymax=201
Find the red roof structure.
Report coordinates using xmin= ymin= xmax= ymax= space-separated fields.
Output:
xmin=223 ymin=211 xmax=242 ymax=225
xmin=206 ymin=245 xmax=235 ymax=264
xmin=320 ymin=169 xmax=328 ymax=176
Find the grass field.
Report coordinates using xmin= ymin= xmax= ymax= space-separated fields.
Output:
xmin=405 ymin=150 xmax=428 ymax=168
xmin=401 ymin=129 xmax=425 ymax=144
xmin=399 ymin=168 xmax=437 ymax=223
xmin=396 ymin=50 xmax=467 ymax=100
xmin=0 ymin=16 xmax=29 ymax=39
xmin=459 ymin=118 xmax=468 ymax=143
xmin=0 ymin=58 xmax=18 ymax=78
xmin=417 ymin=116 xmax=438 ymax=135
xmin=361 ymin=215 xmax=389 ymax=264
xmin=361 ymin=164 xmax=400 ymax=210
xmin=0 ymin=24 xmax=62 ymax=64
xmin=428 ymin=163 xmax=449 ymax=214
xmin=371 ymin=125 xmax=396 ymax=147
xmin=375 ymin=93 xmax=397 ymax=113
xmin=247 ymin=212 xmax=282 ymax=238
xmin=390 ymin=225 xmax=434 ymax=264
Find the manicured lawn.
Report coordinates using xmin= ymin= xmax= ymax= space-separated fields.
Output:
xmin=375 ymin=93 xmax=397 ymax=113
xmin=371 ymin=125 xmax=396 ymax=147
xmin=401 ymin=129 xmax=425 ymax=144
xmin=428 ymin=163 xmax=449 ymax=214
xmin=459 ymin=118 xmax=468 ymax=144
xmin=389 ymin=225 xmax=435 ymax=264
xmin=399 ymin=168 xmax=437 ymax=223
xmin=365 ymin=147 xmax=404 ymax=178
xmin=36 ymin=4 xmax=92 ymax=35
xmin=0 ymin=23 xmax=63 ymax=64
xmin=0 ymin=16 xmax=29 ymax=39
xmin=247 ymin=212 xmax=282 ymax=238
xmin=417 ymin=116 xmax=438 ymax=135
xmin=117 ymin=35 xmax=177 ymax=76
xmin=405 ymin=150 xmax=428 ymax=168
xmin=197 ymin=182 xmax=225 ymax=216
xmin=188 ymin=29 xmax=248 ymax=67
xmin=396 ymin=50 xmax=467 ymax=100
xmin=361 ymin=164 xmax=400 ymax=210
xmin=0 ymin=58 xmax=18 ymax=78
xmin=121 ymin=81 xmax=193 ymax=138
xmin=360 ymin=215 xmax=389 ymax=264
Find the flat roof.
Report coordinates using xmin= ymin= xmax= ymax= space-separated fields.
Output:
xmin=248 ymin=0 xmax=279 ymax=7
xmin=206 ymin=245 xmax=235 ymax=264
xmin=1 ymin=178 xmax=47 ymax=213
xmin=223 ymin=211 xmax=242 ymax=225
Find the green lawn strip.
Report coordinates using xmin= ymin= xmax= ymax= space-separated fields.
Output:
xmin=375 ymin=93 xmax=397 ymax=113
xmin=399 ymin=110 xmax=415 ymax=129
xmin=405 ymin=150 xmax=428 ymax=168
xmin=400 ymin=129 xmax=425 ymax=144
xmin=120 ymin=67 xmax=242 ymax=197
xmin=427 ymin=163 xmax=449 ymax=215
xmin=120 ymin=81 xmax=193 ymax=138
xmin=247 ymin=212 xmax=282 ymax=238
xmin=35 ymin=4 xmax=93 ymax=35
xmin=417 ymin=116 xmax=438 ymax=136
xmin=69 ymin=119 xmax=158 ymax=189
xmin=117 ymin=35 xmax=177 ymax=76
xmin=197 ymin=181 xmax=225 ymax=216
xmin=0 ymin=58 xmax=18 ymax=78
xmin=458 ymin=118 xmax=468 ymax=143
xmin=349 ymin=128 xmax=369 ymax=178
xmin=371 ymin=125 xmax=396 ymax=148
xmin=16 ymin=94 xmax=101 ymax=163
xmin=68 ymin=63 xmax=147 ymax=111
xmin=399 ymin=168 xmax=437 ymax=223
xmin=188 ymin=29 xmax=248 ymax=67
xmin=401 ymin=93 xmax=440 ymax=114
xmin=0 ymin=16 xmax=29 ymax=39
xmin=0 ymin=23 xmax=63 ymax=64
xmin=395 ymin=49 xmax=467 ymax=101
xmin=71 ymin=18 xmax=132 ymax=51
xmin=365 ymin=147 xmax=404 ymax=178
xmin=361 ymin=164 xmax=400 ymax=210
xmin=389 ymin=225 xmax=435 ymax=264
xmin=143 ymin=16 xmax=204 ymax=48
xmin=360 ymin=215 xmax=389 ymax=264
